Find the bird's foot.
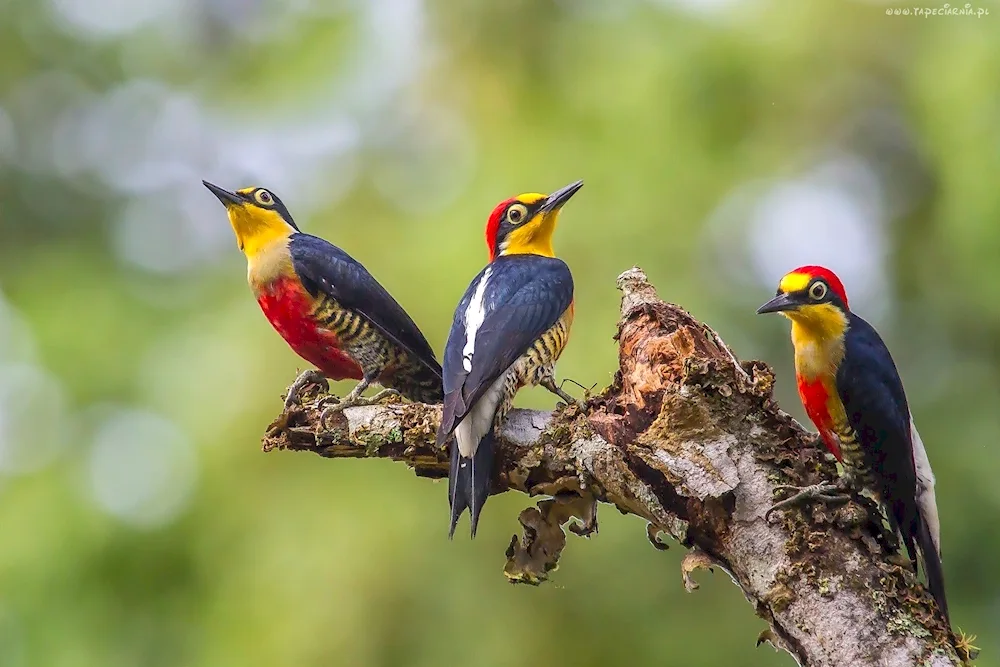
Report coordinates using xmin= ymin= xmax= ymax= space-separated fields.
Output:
xmin=544 ymin=379 xmax=587 ymax=411
xmin=318 ymin=388 xmax=402 ymax=430
xmin=885 ymin=552 xmax=912 ymax=569
xmin=283 ymin=369 xmax=327 ymax=411
xmin=561 ymin=377 xmax=599 ymax=400
xmin=851 ymin=492 xmax=899 ymax=553
xmin=556 ymin=393 xmax=587 ymax=411
xmin=362 ymin=387 xmax=403 ymax=407
xmin=558 ymin=395 xmax=587 ymax=411
xmin=765 ymin=482 xmax=850 ymax=522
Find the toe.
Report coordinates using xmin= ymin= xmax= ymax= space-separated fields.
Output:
xmin=318 ymin=407 xmax=343 ymax=430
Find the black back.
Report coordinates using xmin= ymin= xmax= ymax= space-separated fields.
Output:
xmin=438 ymin=254 xmax=573 ymax=442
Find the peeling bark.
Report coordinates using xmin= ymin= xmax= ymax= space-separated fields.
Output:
xmin=262 ymin=267 xmax=970 ymax=667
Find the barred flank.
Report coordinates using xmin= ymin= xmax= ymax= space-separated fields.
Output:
xmin=314 ymin=294 xmax=442 ymax=403
xmin=391 ymin=361 xmax=444 ymax=403
xmin=491 ymin=312 xmax=573 ymax=430
xmin=834 ymin=419 xmax=875 ymax=489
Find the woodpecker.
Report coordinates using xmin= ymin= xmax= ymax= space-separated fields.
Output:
xmin=203 ymin=182 xmax=442 ymax=421
xmin=757 ymin=265 xmax=948 ymax=622
xmin=438 ymin=180 xmax=584 ymax=538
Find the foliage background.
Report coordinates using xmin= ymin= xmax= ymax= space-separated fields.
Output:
xmin=0 ymin=0 xmax=997 ymax=665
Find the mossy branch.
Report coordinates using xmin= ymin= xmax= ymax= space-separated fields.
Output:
xmin=261 ymin=267 xmax=970 ymax=667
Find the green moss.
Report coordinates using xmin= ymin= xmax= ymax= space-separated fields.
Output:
xmin=886 ymin=611 xmax=932 ymax=639
xmin=353 ymin=424 xmax=401 ymax=457
xmin=763 ymin=581 xmax=796 ymax=613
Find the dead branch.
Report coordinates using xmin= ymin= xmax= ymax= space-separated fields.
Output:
xmin=261 ymin=267 xmax=969 ymax=667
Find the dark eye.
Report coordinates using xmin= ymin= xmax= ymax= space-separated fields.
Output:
xmin=506 ymin=203 xmax=528 ymax=224
xmin=809 ymin=281 xmax=828 ymax=301
xmin=254 ymin=189 xmax=273 ymax=205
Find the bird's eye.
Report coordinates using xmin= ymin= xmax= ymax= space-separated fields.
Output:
xmin=506 ymin=203 xmax=528 ymax=224
xmin=254 ymin=189 xmax=273 ymax=205
xmin=809 ymin=281 xmax=828 ymax=301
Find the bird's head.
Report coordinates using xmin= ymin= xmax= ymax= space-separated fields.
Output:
xmin=484 ymin=180 xmax=583 ymax=262
xmin=203 ymin=181 xmax=299 ymax=257
xmin=757 ymin=265 xmax=850 ymax=336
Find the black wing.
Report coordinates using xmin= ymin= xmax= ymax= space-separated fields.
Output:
xmin=838 ymin=314 xmax=949 ymax=621
xmin=439 ymin=255 xmax=573 ymax=440
xmin=289 ymin=234 xmax=441 ymax=377
xmin=836 ymin=314 xmax=917 ymax=536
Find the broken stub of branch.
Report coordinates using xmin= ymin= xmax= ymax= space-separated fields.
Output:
xmin=261 ymin=267 xmax=972 ymax=667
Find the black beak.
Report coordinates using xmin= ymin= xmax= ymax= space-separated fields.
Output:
xmin=202 ymin=180 xmax=242 ymax=207
xmin=539 ymin=180 xmax=584 ymax=214
xmin=756 ymin=292 xmax=802 ymax=315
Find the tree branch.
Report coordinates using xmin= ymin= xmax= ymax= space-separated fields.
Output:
xmin=261 ymin=267 xmax=969 ymax=667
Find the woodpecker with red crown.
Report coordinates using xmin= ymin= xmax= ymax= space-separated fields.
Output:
xmin=757 ymin=265 xmax=948 ymax=623
xmin=438 ymin=180 xmax=584 ymax=538
xmin=203 ymin=182 xmax=443 ymax=422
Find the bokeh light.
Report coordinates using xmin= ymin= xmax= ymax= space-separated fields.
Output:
xmin=86 ymin=408 xmax=197 ymax=528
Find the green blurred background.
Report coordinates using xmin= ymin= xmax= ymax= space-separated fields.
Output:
xmin=0 ymin=0 xmax=997 ymax=664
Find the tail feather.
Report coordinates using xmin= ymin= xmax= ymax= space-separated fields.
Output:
xmin=891 ymin=498 xmax=949 ymax=624
xmin=917 ymin=516 xmax=949 ymax=624
xmin=468 ymin=432 xmax=495 ymax=537
xmin=898 ymin=521 xmax=918 ymax=572
xmin=447 ymin=431 xmax=495 ymax=539
xmin=448 ymin=441 xmax=468 ymax=539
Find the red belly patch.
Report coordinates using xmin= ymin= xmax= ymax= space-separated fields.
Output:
xmin=796 ymin=375 xmax=843 ymax=462
xmin=256 ymin=276 xmax=363 ymax=381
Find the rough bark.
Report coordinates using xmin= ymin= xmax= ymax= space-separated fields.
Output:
xmin=262 ymin=267 xmax=971 ymax=667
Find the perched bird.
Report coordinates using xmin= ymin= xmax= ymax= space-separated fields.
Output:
xmin=437 ymin=180 xmax=584 ymax=539
xmin=757 ymin=265 xmax=948 ymax=622
xmin=203 ymin=181 xmax=443 ymax=421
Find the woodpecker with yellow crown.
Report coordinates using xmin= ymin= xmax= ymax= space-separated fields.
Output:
xmin=758 ymin=265 xmax=948 ymax=622
xmin=203 ymin=182 xmax=442 ymax=421
xmin=438 ymin=180 xmax=584 ymax=538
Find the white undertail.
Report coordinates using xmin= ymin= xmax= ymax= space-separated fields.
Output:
xmin=910 ymin=417 xmax=941 ymax=557
xmin=454 ymin=372 xmax=509 ymax=459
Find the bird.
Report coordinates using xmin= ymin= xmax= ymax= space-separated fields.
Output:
xmin=757 ymin=265 xmax=948 ymax=622
xmin=203 ymin=181 xmax=443 ymax=423
xmin=437 ymin=180 xmax=585 ymax=539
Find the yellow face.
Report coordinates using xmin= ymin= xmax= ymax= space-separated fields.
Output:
xmin=784 ymin=302 xmax=848 ymax=341
xmin=501 ymin=193 xmax=557 ymax=257
xmin=490 ymin=180 xmax=583 ymax=260
xmin=758 ymin=271 xmax=848 ymax=341
xmin=203 ymin=182 xmax=298 ymax=258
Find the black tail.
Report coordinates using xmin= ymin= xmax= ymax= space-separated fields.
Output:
xmin=447 ymin=441 xmax=468 ymax=538
xmin=448 ymin=432 xmax=495 ymax=539
xmin=917 ymin=517 xmax=949 ymax=624
xmin=893 ymin=500 xmax=949 ymax=625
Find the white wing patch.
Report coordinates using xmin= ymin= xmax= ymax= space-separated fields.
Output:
xmin=910 ymin=417 xmax=941 ymax=557
xmin=461 ymin=267 xmax=492 ymax=373
xmin=454 ymin=371 xmax=508 ymax=458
